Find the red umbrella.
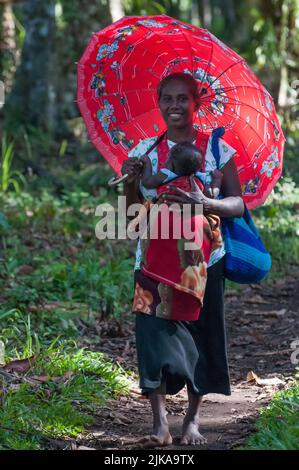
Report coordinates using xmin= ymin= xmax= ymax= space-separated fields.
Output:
xmin=77 ymin=14 xmax=285 ymax=209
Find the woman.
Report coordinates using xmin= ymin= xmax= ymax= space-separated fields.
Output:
xmin=122 ymin=72 xmax=244 ymax=447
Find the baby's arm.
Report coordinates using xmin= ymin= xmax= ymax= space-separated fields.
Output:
xmin=140 ymin=155 xmax=168 ymax=189
xmin=204 ymin=169 xmax=223 ymax=198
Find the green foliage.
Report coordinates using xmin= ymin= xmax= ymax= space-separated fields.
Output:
xmin=0 ymin=134 xmax=26 ymax=194
xmin=0 ymin=306 xmax=131 ymax=450
xmin=252 ymin=177 xmax=299 ymax=274
xmin=123 ymin=0 xmax=166 ymax=15
xmin=0 ymin=340 xmax=130 ymax=450
xmin=240 ymin=383 xmax=299 ymax=450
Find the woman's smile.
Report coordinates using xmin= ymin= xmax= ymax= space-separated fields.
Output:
xmin=168 ymin=113 xmax=183 ymax=120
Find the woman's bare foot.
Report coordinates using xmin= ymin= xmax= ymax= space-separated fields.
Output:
xmin=137 ymin=423 xmax=173 ymax=448
xmin=180 ymin=417 xmax=207 ymax=445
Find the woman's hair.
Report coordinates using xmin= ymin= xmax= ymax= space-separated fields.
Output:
xmin=157 ymin=72 xmax=200 ymax=109
xmin=169 ymin=142 xmax=202 ymax=176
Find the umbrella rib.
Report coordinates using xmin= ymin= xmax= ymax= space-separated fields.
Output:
xmin=200 ymin=84 xmax=283 ymax=129
xmin=78 ymin=33 xmax=171 ymax=100
xmin=90 ymin=32 xmax=174 ymax=83
xmin=200 ymin=103 xmax=259 ymax=186
xmin=203 ymin=56 xmax=247 ymax=94
xmin=202 ymin=101 xmax=268 ymax=149
xmin=221 ymin=107 xmax=279 ymax=152
xmin=200 ymin=102 xmax=276 ymax=166
xmin=200 ymin=105 xmax=261 ymax=196
xmin=200 ymin=95 xmax=282 ymax=128
xmin=202 ymin=84 xmax=270 ymax=98
xmin=176 ymin=24 xmax=194 ymax=77
xmin=201 ymin=102 xmax=280 ymax=208
xmin=197 ymin=106 xmax=217 ymax=132
xmin=194 ymin=109 xmax=206 ymax=134
xmin=197 ymin=29 xmax=215 ymax=95
xmin=135 ymin=23 xmax=195 ymax=76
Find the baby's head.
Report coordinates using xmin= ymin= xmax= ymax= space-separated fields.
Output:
xmin=166 ymin=142 xmax=202 ymax=176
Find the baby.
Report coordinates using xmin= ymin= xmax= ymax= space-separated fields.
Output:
xmin=140 ymin=141 xmax=223 ymax=198
xmin=128 ymin=141 xmax=223 ymax=237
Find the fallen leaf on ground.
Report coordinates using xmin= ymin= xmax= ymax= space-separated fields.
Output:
xmin=4 ymin=355 xmax=38 ymax=374
xmin=110 ymin=412 xmax=132 ymax=424
xmin=244 ymin=295 xmax=270 ymax=304
xmin=76 ymin=446 xmax=96 ymax=450
xmin=30 ymin=375 xmax=50 ymax=382
xmin=246 ymin=370 xmax=260 ymax=383
xmin=246 ymin=370 xmax=284 ymax=387
xmin=256 ymin=377 xmax=285 ymax=386
xmin=16 ymin=265 xmax=34 ymax=276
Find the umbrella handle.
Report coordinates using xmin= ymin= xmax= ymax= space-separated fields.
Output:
xmin=108 ymin=173 xmax=129 ymax=186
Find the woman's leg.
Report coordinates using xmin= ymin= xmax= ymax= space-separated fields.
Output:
xmin=180 ymin=390 xmax=207 ymax=445
xmin=138 ymin=382 xmax=173 ymax=447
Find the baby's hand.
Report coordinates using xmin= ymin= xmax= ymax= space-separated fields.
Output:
xmin=210 ymin=169 xmax=223 ymax=198
xmin=139 ymin=155 xmax=148 ymax=165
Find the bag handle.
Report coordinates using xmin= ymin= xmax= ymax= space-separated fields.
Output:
xmin=211 ymin=126 xmax=225 ymax=170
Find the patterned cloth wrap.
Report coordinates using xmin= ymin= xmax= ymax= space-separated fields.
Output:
xmin=130 ymin=133 xmax=223 ymax=321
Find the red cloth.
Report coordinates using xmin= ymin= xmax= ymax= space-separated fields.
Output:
xmin=138 ymin=133 xmax=222 ymax=321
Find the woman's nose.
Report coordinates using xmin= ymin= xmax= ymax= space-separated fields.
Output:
xmin=169 ymin=99 xmax=181 ymax=109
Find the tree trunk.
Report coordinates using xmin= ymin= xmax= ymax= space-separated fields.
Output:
xmin=54 ymin=0 xmax=113 ymax=137
xmin=0 ymin=0 xmax=18 ymax=93
xmin=110 ymin=0 xmax=124 ymax=22
xmin=199 ymin=0 xmax=212 ymax=29
xmin=277 ymin=0 xmax=289 ymax=108
xmin=6 ymin=0 xmax=56 ymax=132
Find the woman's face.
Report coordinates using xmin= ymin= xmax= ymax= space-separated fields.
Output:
xmin=158 ymin=79 xmax=197 ymax=129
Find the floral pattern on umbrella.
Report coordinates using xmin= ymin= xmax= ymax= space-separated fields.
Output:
xmin=77 ymin=14 xmax=285 ymax=209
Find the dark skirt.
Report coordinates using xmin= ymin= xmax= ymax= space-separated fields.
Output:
xmin=134 ymin=257 xmax=231 ymax=397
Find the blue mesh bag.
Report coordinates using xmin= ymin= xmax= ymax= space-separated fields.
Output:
xmin=211 ymin=127 xmax=271 ymax=283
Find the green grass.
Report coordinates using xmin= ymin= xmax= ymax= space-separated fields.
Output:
xmin=0 ymin=341 xmax=131 ymax=450
xmin=0 ymin=182 xmax=134 ymax=449
xmin=240 ymin=380 xmax=299 ymax=450
xmin=0 ymin=133 xmax=26 ymax=193
xmin=0 ymin=130 xmax=298 ymax=449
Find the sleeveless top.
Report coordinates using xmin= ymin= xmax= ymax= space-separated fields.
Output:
xmin=128 ymin=134 xmax=236 ymax=271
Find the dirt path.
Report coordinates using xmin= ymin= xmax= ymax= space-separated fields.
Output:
xmin=76 ymin=274 xmax=298 ymax=450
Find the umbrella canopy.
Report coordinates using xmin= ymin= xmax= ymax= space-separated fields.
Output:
xmin=77 ymin=14 xmax=285 ymax=209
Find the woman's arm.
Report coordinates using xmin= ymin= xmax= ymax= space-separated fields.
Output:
xmin=140 ymin=155 xmax=167 ymax=189
xmin=124 ymin=177 xmax=144 ymax=207
xmin=121 ymin=157 xmax=144 ymax=207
